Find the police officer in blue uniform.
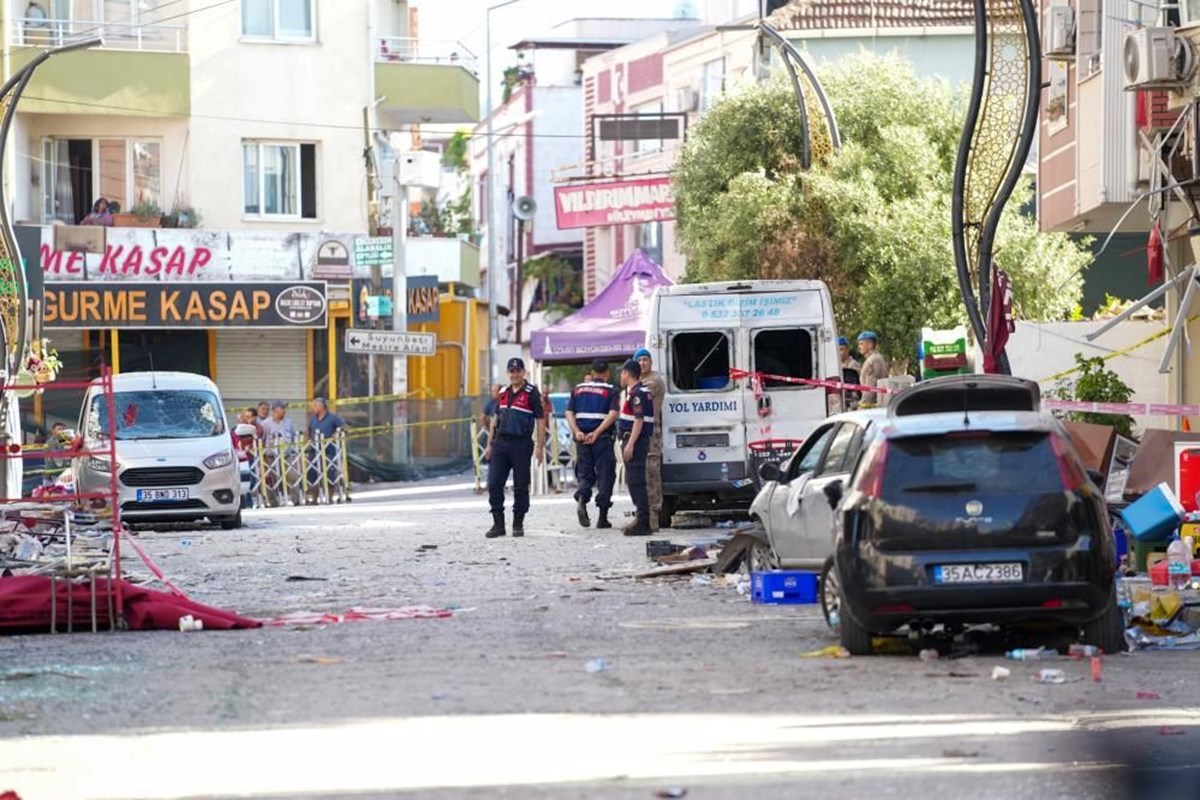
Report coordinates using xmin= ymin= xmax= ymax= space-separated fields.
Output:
xmin=618 ymin=358 xmax=654 ymax=537
xmin=484 ymin=357 xmax=546 ymax=538
xmin=566 ymin=359 xmax=620 ymax=529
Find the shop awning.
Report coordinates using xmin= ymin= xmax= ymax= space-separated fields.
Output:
xmin=530 ymin=249 xmax=673 ymax=364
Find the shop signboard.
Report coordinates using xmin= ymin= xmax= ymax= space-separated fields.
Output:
xmin=352 ymin=275 xmax=439 ymax=326
xmin=34 ymin=227 xmax=367 ymax=283
xmin=553 ymin=177 xmax=674 ymax=230
xmin=43 ymin=281 xmax=329 ymax=329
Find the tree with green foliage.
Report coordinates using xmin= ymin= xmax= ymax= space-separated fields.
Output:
xmin=673 ymin=52 xmax=1093 ymax=366
xmin=1053 ymin=354 xmax=1136 ymax=438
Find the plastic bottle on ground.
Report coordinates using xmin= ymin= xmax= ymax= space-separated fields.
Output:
xmin=1167 ymin=534 xmax=1192 ymax=590
xmin=1006 ymin=647 xmax=1049 ymax=661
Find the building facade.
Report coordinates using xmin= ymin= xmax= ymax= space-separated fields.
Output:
xmin=573 ymin=1 xmax=976 ymax=299
xmin=1 ymin=0 xmax=482 ymax=434
xmin=469 ymin=16 xmax=695 ymax=362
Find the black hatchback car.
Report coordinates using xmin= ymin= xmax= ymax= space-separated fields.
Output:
xmin=829 ymin=375 xmax=1124 ymax=655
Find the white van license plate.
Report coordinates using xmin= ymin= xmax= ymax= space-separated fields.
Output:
xmin=137 ymin=489 xmax=189 ymax=502
xmin=934 ymin=563 xmax=1023 ymax=584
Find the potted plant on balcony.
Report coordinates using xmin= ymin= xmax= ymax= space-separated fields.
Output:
xmin=113 ymin=198 xmax=163 ymax=228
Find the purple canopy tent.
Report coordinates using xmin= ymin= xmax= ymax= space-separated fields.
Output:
xmin=530 ymin=249 xmax=674 ymax=364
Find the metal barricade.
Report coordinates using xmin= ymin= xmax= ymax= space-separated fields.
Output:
xmin=253 ymin=431 xmax=350 ymax=507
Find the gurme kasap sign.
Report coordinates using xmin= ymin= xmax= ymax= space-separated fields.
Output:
xmin=554 ymin=177 xmax=674 ymax=230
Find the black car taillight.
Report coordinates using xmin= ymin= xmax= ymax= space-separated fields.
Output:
xmin=855 ymin=440 xmax=890 ymax=498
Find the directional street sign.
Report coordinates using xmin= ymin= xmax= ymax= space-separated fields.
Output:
xmin=354 ymin=236 xmax=393 ymax=266
xmin=344 ymin=329 xmax=436 ymax=356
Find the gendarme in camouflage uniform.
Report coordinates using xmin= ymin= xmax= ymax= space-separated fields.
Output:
xmin=635 ymin=348 xmax=667 ymax=531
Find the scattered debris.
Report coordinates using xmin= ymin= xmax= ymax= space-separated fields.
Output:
xmin=1159 ymin=726 xmax=1187 ymax=736
xmin=417 ymin=544 xmax=439 ymax=551
xmin=178 ymin=615 xmax=203 ymax=632
xmin=655 ymin=789 xmax=688 ymax=799
xmin=585 ymin=658 xmax=609 ymax=673
xmin=918 ymin=649 xmax=940 ymax=662
xmin=1033 ymin=669 xmax=1068 ymax=684
xmin=297 ymin=656 xmax=344 ymax=665
xmin=285 ymin=575 xmax=328 ymax=582
xmin=260 ymin=606 xmax=454 ymax=625
xmin=431 ymin=692 xmax=451 ymax=701
xmin=1090 ymin=656 xmax=1102 ymax=683
xmin=1136 ymin=690 xmax=1162 ymax=700
xmin=800 ymin=646 xmax=851 ymax=659
xmin=991 ymin=666 xmax=1011 ymax=681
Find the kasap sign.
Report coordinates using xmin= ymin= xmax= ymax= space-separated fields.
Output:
xmin=554 ymin=177 xmax=674 ymax=230
xmin=44 ymin=282 xmax=329 ymax=329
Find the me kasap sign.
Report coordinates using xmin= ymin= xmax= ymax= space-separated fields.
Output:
xmin=553 ymin=177 xmax=674 ymax=230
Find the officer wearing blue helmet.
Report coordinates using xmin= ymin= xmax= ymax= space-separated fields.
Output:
xmin=838 ymin=336 xmax=862 ymax=409
xmin=857 ymin=331 xmax=888 ymax=406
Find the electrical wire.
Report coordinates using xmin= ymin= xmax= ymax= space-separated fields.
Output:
xmin=14 ymin=92 xmax=604 ymax=140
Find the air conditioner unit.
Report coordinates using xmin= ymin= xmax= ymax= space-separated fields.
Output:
xmin=1124 ymin=27 xmax=1196 ymax=89
xmin=676 ymin=87 xmax=699 ymax=112
xmin=1043 ymin=6 xmax=1075 ymax=59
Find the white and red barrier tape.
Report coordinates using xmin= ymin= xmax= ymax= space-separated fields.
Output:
xmin=727 ymin=369 xmax=1192 ymax=417
xmin=728 ymin=368 xmax=891 ymax=395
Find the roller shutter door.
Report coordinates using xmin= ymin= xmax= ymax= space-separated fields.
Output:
xmin=214 ymin=330 xmax=307 ymax=424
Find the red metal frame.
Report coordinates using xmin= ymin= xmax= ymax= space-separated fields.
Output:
xmin=0 ymin=364 xmax=123 ymax=631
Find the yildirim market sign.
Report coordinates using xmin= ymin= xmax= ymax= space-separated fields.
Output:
xmin=43 ymin=282 xmax=329 ymax=329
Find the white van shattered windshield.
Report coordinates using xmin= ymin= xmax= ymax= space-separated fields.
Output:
xmin=89 ymin=390 xmax=225 ymax=440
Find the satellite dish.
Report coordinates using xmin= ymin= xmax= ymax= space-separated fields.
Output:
xmin=513 ymin=195 xmax=537 ymax=221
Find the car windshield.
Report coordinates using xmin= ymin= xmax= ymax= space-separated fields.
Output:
xmin=881 ymin=432 xmax=1063 ymax=502
xmin=90 ymin=390 xmax=225 ymax=440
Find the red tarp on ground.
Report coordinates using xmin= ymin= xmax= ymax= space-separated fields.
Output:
xmin=0 ymin=576 xmax=261 ymax=632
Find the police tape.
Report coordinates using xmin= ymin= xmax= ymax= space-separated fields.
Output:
xmin=1042 ymin=398 xmax=1199 ymax=416
xmin=223 ymin=389 xmax=439 ymax=414
xmin=727 ymin=368 xmax=892 ymax=395
xmin=729 ymin=369 xmax=1196 ymax=417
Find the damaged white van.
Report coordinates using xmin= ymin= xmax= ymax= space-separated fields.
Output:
xmin=644 ymin=280 xmax=843 ymax=521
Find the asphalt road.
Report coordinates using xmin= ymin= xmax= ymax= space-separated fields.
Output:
xmin=2 ymin=476 xmax=1199 ymax=800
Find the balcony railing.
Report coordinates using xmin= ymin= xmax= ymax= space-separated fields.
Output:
xmin=12 ymin=18 xmax=188 ymax=53
xmin=376 ymin=37 xmax=478 ymax=75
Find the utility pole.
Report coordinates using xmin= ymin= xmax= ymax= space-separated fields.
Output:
xmin=391 ymin=157 xmax=410 ymax=464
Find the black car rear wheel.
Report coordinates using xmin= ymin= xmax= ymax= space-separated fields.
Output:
xmin=819 ymin=556 xmax=840 ymax=629
xmin=1082 ymin=585 xmax=1126 ymax=654
xmin=839 ymin=588 xmax=873 ymax=656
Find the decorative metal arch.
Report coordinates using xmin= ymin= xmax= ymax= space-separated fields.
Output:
xmin=950 ymin=0 xmax=1041 ymax=375
xmin=756 ymin=22 xmax=841 ymax=169
xmin=0 ymin=40 xmax=99 ymax=420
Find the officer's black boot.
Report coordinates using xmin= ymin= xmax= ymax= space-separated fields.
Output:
xmin=512 ymin=513 xmax=525 ymax=537
xmin=596 ymin=508 xmax=612 ymax=529
xmin=485 ymin=512 xmax=506 ymax=539
xmin=624 ymin=517 xmax=652 ymax=537
xmin=577 ymin=499 xmax=590 ymax=528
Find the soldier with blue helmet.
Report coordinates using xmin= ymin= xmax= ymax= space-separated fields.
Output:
xmin=566 ymin=359 xmax=620 ymax=529
xmin=483 ymin=357 xmax=546 ymax=538
xmin=857 ymin=331 xmax=888 ymax=407
xmin=618 ymin=358 xmax=654 ymax=537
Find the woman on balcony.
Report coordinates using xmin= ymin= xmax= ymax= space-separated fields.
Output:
xmin=80 ymin=197 xmax=113 ymax=227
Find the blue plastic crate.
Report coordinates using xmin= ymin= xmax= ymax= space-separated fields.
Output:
xmin=751 ymin=571 xmax=818 ymax=605
xmin=1121 ymin=482 xmax=1184 ymax=543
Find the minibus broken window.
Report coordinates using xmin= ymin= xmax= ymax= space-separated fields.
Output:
xmin=753 ymin=328 xmax=814 ymax=388
xmin=670 ymin=331 xmax=732 ymax=392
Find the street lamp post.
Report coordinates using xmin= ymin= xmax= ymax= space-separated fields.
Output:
xmin=486 ymin=0 xmax=520 ymax=390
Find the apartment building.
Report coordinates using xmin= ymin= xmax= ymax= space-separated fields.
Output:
xmin=572 ymin=1 xmax=976 ymax=298
xmin=469 ymin=15 xmax=695 ymax=357
xmin=1 ymin=0 xmax=481 ymax=429
xmin=1035 ymin=0 xmax=1200 ymax=412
